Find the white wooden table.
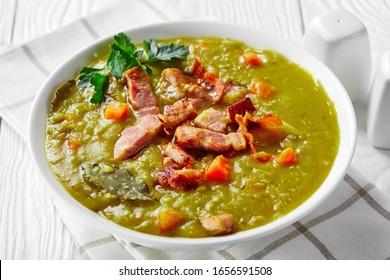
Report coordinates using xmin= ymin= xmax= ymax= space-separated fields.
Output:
xmin=1 ymin=0 xmax=389 ymax=259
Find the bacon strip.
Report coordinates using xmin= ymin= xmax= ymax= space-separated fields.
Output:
xmin=125 ymin=67 xmax=159 ymax=116
xmin=158 ymin=99 xmax=198 ymax=130
xmin=235 ymin=112 xmax=283 ymax=153
xmin=114 ymin=115 xmax=162 ymax=160
xmin=163 ymin=142 xmax=196 ymax=168
xmin=154 ymin=166 xmax=205 ymax=190
xmin=175 ymin=126 xmax=246 ymax=153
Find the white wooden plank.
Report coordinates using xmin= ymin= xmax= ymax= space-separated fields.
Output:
xmin=0 ymin=122 xmax=81 ymax=259
xmin=171 ymin=0 xmax=304 ymax=44
xmin=0 ymin=0 xmax=110 ymax=48
xmin=0 ymin=0 xmax=17 ymax=46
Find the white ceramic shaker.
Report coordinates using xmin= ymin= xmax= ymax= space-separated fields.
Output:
xmin=367 ymin=51 xmax=390 ymax=149
xmin=302 ymin=9 xmax=371 ymax=103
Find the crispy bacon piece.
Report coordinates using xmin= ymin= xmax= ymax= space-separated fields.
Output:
xmin=235 ymin=113 xmax=257 ymax=153
xmin=235 ymin=112 xmax=283 ymax=153
xmin=175 ymin=126 xmax=246 ymax=153
xmin=125 ymin=67 xmax=159 ymax=116
xmin=114 ymin=115 xmax=162 ymax=160
xmin=163 ymin=142 xmax=196 ymax=167
xmin=160 ymin=68 xmax=205 ymax=100
xmin=201 ymin=214 xmax=234 ymax=236
xmin=159 ymin=67 xmax=224 ymax=110
xmin=226 ymin=97 xmax=256 ymax=122
xmin=154 ymin=166 xmax=206 ymax=190
xmin=191 ymin=57 xmax=206 ymax=78
xmin=158 ymin=99 xmax=198 ymax=130
xmin=194 ymin=108 xmax=230 ymax=133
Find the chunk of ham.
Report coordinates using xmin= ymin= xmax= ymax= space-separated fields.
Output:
xmin=124 ymin=67 xmax=159 ymax=116
xmin=163 ymin=142 xmax=196 ymax=167
xmin=201 ymin=214 xmax=234 ymax=236
xmin=194 ymin=108 xmax=230 ymax=133
xmin=114 ymin=115 xmax=162 ymax=160
xmin=175 ymin=126 xmax=246 ymax=153
xmin=154 ymin=166 xmax=206 ymax=190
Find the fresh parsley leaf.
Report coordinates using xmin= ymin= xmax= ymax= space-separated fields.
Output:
xmin=144 ymin=39 xmax=187 ymax=63
xmin=76 ymin=33 xmax=188 ymax=104
xmin=78 ymin=67 xmax=104 ymax=87
xmin=89 ymin=73 xmax=108 ymax=104
xmin=113 ymin=33 xmax=136 ymax=56
xmin=107 ymin=49 xmax=127 ymax=79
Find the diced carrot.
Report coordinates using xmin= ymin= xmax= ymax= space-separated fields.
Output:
xmin=64 ymin=136 xmax=81 ymax=152
xmin=196 ymin=41 xmax=209 ymax=49
xmin=158 ymin=209 xmax=183 ymax=232
xmin=242 ymin=52 xmax=261 ymax=67
xmin=206 ymin=155 xmax=231 ymax=182
xmin=252 ymin=151 xmax=273 ymax=163
xmin=249 ymin=78 xmax=277 ymax=99
xmin=277 ymin=147 xmax=297 ymax=166
xmin=257 ymin=114 xmax=282 ymax=128
xmin=104 ymin=103 xmax=129 ymax=121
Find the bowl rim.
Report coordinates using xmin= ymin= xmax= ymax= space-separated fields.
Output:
xmin=28 ymin=19 xmax=356 ymax=250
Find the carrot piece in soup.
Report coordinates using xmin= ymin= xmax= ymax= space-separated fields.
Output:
xmin=64 ymin=136 xmax=81 ymax=152
xmin=277 ymin=147 xmax=297 ymax=166
xmin=242 ymin=52 xmax=261 ymax=67
xmin=249 ymin=78 xmax=277 ymax=99
xmin=257 ymin=114 xmax=283 ymax=128
xmin=104 ymin=103 xmax=129 ymax=121
xmin=206 ymin=155 xmax=231 ymax=182
xmin=159 ymin=209 xmax=183 ymax=232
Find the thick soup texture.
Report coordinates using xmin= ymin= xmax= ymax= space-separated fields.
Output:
xmin=46 ymin=37 xmax=339 ymax=237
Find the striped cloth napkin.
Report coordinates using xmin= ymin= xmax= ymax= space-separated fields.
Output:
xmin=1 ymin=0 xmax=390 ymax=260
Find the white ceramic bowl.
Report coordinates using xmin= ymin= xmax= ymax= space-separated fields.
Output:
xmin=28 ymin=20 xmax=356 ymax=251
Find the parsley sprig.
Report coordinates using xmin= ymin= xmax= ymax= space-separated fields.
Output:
xmin=77 ymin=33 xmax=187 ymax=104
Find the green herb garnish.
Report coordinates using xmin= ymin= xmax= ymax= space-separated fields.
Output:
xmin=143 ymin=39 xmax=187 ymax=63
xmin=77 ymin=33 xmax=187 ymax=104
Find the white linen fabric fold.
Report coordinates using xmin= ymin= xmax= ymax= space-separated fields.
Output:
xmin=1 ymin=0 xmax=389 ymax=260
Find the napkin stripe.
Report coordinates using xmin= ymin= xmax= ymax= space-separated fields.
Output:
xmin=246 ymin=176 xmax=369 ymax=259
xmin=217 ymin=249 xmax=236 ymax=260
xmin=359 ymin=184 xmax=390 ymax=221
xmin=78 ymin=236 xmax=117 ymax=256
xmin=305 ymin=186 xmax=370 ymax=229
xmin=246 ymin=227 xmax=301 ymax=259
xmin=81 ymin=19 xmax=100 ymax=40
xmin=345 ymin=174 xmax=390 ymax=220
xmin=294 ymin=222 xmax=335 ymax=260
xmin=21 ymin=44 xmax=50 ymax=76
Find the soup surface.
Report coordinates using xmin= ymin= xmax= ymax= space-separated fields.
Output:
xmin=46 ymin=36 xmax=339 ymax=237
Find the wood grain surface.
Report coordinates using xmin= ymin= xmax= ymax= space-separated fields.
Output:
xmin=0 ymin=0 xmax=389 ymax=259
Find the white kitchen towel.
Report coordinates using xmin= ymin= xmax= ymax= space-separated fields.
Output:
xmin=0 ymin=0 xmax=389 ymax=260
